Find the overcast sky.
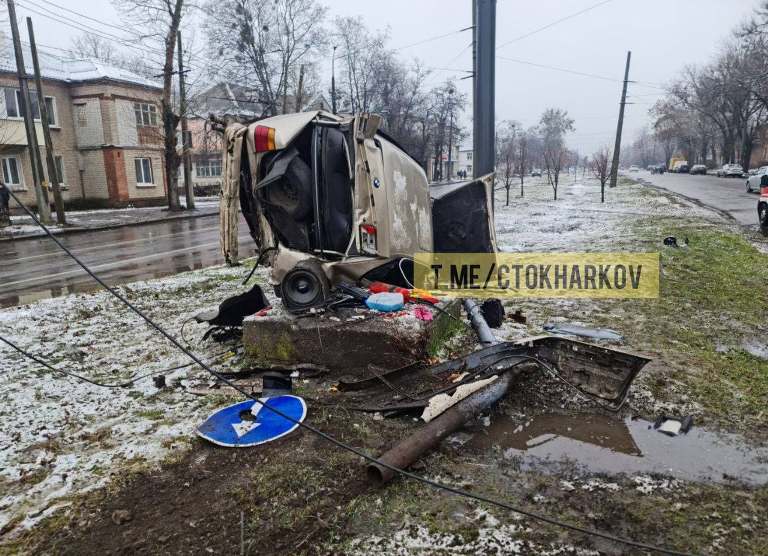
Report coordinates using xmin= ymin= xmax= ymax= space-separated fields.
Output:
xmin=9 ymin=0 xmax=762 ymax=154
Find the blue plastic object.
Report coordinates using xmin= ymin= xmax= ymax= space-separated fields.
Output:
xmin=196 ymin=395 xmax=307 ymax=447
xmin=365 ymin=292 xmax=405 ymax=312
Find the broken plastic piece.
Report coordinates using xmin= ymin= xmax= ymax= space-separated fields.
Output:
xmin=421 ymin=375 xmax=499 ymax=423
xmin=195 ymin=284 xmax=269 ymax=327
xmin=480 ymin=299 xmax=505 ymax=328
xmin=412 ymin=306 xmax=434 ymax=322
xmin=366 ymin=292 xmax=405 ymax=312
xmin=543 ymin=323 xmax=624 ymax=342
xmin=653 ymin=414 xmax=693 ymax=436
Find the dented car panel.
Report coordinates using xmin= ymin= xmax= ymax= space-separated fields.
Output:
xmin=227 ymin=111 xmax=496 ymax=311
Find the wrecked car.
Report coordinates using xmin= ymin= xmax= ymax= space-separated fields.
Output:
xmin=222 ymin=111 xmax=497 ymax=312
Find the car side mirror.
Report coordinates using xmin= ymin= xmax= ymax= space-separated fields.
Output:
xmin=358 ymin=114 xmax=383 ymax=140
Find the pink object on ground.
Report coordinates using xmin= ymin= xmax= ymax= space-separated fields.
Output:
xmin=413 ymin=306 xmax=434 ymax=322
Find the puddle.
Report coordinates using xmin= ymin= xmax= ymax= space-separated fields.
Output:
xmin=466 ymin=413 xmax=768 ymax=485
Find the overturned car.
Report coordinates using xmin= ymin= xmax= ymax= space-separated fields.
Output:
xmin=221 ymin=111 xmax=496 ymax=312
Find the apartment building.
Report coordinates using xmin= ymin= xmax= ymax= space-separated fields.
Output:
xmin=182 ymin=82 xmax=330 ymax=194
xmin=1 ymin=49 xmax=165 ymax=209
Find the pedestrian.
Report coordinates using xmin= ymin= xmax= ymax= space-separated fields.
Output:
xmin=0 ymin=181 xmax=10 ymax=228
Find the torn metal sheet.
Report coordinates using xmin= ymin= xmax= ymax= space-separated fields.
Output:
xmin=543 ymin=323 xmax=624 ymax=342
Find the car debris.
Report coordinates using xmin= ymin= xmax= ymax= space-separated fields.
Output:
xmin=195 ymin=284 xmax=270 ymax=328
xmin=543 ymin=322 xmax=624 ymax=342
xmin=368 ymin=372 xmax=516 ymax=484
xmin=480 ymin=298 xmax=505 ymax=328
xmin=653 ymin=414 xmax=694 ymax=437
xmin=261 ymin=372 xmax=292 ymax=397
xmin=663 ymin=236 xmax=689 ymax=248
xmin=365 ymin=292 xmax=405 ymax=312
xmin=217 ymin=111 xmax=496 ymax=314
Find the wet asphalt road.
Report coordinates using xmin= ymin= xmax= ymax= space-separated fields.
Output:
xmin=0 ymin=214 xmax=253 ymax=308
xmin=635 ymin=170 xmax=760 ymax=226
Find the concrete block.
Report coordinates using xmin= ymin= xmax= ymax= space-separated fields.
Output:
xmin=242 ymin=300 xmax=462 ymax=377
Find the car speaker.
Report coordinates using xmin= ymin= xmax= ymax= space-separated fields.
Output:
xmin=280 ymin=260 xmax=330 ymax=313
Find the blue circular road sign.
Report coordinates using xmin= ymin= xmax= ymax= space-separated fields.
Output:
xmin=196 ymin=395 xmax=307 ymax=448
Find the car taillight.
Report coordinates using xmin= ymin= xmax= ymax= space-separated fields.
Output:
xmin=254 ymin=125 xmax=276 ymax=152
xmin=360 ymin=224 xmax=377 ymax=254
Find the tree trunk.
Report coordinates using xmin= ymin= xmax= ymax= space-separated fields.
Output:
xmin=162 ymin=0 xmax=184 ymax=211
xmin=505 ymin=185 xmax=510 ymax=206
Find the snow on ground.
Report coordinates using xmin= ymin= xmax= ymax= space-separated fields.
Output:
xmin=0 ymin=262 xmax=271 ymax=534
xmin=1 ymin=199 xmax=219 ymax=238
xmin=494 ymin=176 xmax=720 ymax=252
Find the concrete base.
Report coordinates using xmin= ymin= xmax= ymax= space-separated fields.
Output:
xmin=242 ymin=300 xmax=462 ymax=377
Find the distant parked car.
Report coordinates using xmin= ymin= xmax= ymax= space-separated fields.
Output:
xmin=689 ymin=164 xmax=707 ymax=175
xmin=760 ymin=188 xmax=768 ymax=236
xmin=629 ymin=165 xmax=640 ymax=172
xmin=672 ymin=160 xmax=689 ymax=173
xmin=717 ymin=163 xmax=744 ymax=178
xmin=650 ymin=164 xmax=666 ymax=174
xmin=531 ymin=168 xmax=542 ymax=177
xmin=746 ymin=166 xmax=768 ymax=192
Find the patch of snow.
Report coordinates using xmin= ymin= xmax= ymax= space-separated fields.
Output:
xmin=0 ymin=261 xmax=271 ymax=534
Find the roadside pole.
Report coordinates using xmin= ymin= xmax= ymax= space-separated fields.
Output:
xmin=177 ymin=31 xmax=195 ymax=210
xmin=609 ymin=51 xmax=631 ymax=188
xmin=331 ymin=46 xmax=337 ymax=114
xmin=27 ymin=17 xmax=66 ymax=225
xmin=473 ymin=0 xmax=496 ymax=203
xmin=7 ymin=0 xmax=51 ymax=224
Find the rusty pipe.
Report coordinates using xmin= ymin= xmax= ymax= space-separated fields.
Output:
xmin=367 ymin=371 xmax=514 ymax=484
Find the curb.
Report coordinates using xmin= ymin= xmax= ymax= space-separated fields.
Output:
xmin=0 ymin=208 xmax=219 ymax=242
xmin=633 ymin=176 xmax=738 ymax=223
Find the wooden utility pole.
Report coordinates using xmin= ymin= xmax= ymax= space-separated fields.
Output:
xmin=7 ymin=0 xmax=51 ymax=223
xmin=177 ymin=31 xmax=194 ymax=210
xmin=27 ymin=17 xmax=65 ymax=224
xmin=609 ymin=51 xmax=631 ymax=188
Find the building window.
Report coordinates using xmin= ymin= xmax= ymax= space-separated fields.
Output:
xmin=4 ymin=88 xmax=18 ymax=117
xmin=2 ymin=156 xmax=23 ymax=188
xmin=11 ymin=90 xmax=57 ymax=125
xmin=134 ymin=103 xmax=158 ymax=127
xmin=466 ymin=152 xmax=473 ymax=161
xmin=54 ymin=155 xmax=65 ymax=184
xmin=195 ymin=156 xmax=222 ymax=178
xmin=134 ymin=157 xmax=154 ymax=185
xmin=75 ymin=103 xmax=87 ymax=127
xmin=467 ymin=165 xmax=472 ymax=174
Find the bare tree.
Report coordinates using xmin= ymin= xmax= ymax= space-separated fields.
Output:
xmin=117 ymin=0 xmax=189 ymax=211
xmin=206 ymin=0 xmax=328 ymax=117
xmin=539 ymin=108 xmax=574 ymax=200
xmin=591 ymin=146 xmax=612 ymax=203
xmin=518 ymin=130 xmax=529 ymax=197
xmin=496 ymin=121 xmax=517 ymax=206
xmin=69 ymin=35 xmax=118 ymax=64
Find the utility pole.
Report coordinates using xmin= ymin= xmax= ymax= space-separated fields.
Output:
xmin=331 ymin=45 xmax=337 ymax=114
xmin=177 ymin=31 xmax=194 ymax=210
xmin=473 ymin=0 xmax=496 ymax=199
xmin=447 ymin=88 xmax=454 ymax=181
xmin=27 ymin=17 xmax=65 ymax=225
xmin=7 ymin=0 xmax=51 ymax=223
xmin=609 ymin=51 xmax=631 ymax=188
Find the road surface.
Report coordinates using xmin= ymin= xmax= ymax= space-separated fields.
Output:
xmin=0 ymin=214 xmax=252 ymax=308
xmin=636 ymin=170 xmax=760 ymax=226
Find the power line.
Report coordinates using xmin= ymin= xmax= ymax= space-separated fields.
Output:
xmin=497 ymin=0 xmax=615 ymax=50
xmin=33 ymin=0 xmax=138 ymax=35
xmin=15 ymin=0 xmax=207 ymax=75
xmin=3 ymin=186 xmax=696 ymax=556
xmin=497 ymin=55 xmax=622 ymax=83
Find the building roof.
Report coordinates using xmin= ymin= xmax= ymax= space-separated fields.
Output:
xmin=0 ymin=35 xmax=161 ymax=90
xmin=189 ymin=81 xmax=330 ymax=120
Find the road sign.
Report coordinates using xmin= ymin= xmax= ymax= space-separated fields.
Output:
xmin=196 ymin=395 xmax=307 ymax=448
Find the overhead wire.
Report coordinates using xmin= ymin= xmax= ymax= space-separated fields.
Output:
xmin=3 ymin=187 xmax=695 ymax=556
xmin=497 ymin=0 xmax=615 ymax=49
